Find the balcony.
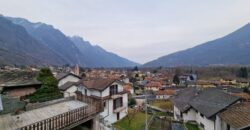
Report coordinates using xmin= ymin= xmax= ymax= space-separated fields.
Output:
xmin=0 ymin=93 xmax=103 ymax=130
xmin=111 ymin=94 xmax=123 ymax=99
xmin=113 ymin=106 xmax=126 ymax=113
xmin=110 ymin=90 xmax=127 ymax=99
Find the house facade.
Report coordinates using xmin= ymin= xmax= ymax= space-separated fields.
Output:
xmin=217 ymin=102 xmax=250 ymax=130
xmin=58 ymin=82 xmax=79 ymax=97
xmin=77 ymin=78 xmax=128 ymax=125
xmin=56 ymin=73 xmax=81 ymax=97
xmin=56 ymin=73 xmax=81 ymax=87
xmin=172 ymin=88 xmax=240 ymax=130
xmin=56 ymin=73 xmax=129 ymax=125
xmin=145 ymin=81 xmax=162 ymax=91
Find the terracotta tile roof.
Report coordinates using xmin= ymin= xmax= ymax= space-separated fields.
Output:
xmin=81 ymin=78 xmax=117 ymax=91
xmin=123 ymin=84 xmax=132 ymax=92
xmin=156 ymin=90 xmax=176 ymax=95
xmin=145 ymin=81 xmax=162 ymax=88
xmin=219 ymin=102 xmax=250 ymax=129
xmin=232 ymin=92 xmax=250 ymax=101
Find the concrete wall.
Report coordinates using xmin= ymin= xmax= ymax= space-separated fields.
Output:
xmin=217 ymin=116 xmax=236 ymax=130
xmin=174 ymin=106 xmax=181 ymax=120
xmin=215 ymin=115 xmax=222 ymax=130
xmin=174 ymin=105 xmax=215 ymax=130
xmin=195 ymin=111 xmax=215 ymax=130
xmin=63 ymin=85 xmax=77 ymax=97
xmin=101 ymin=87 xmax=109 ymax=97
xmin=183 ymin=108 xmax=196 ymax=122
xmin=101 ymin=93 xmax=128 ymax=124
xmin=78 ymin=81 xmax=128 ymax=125
xmin=92 ymin=115 xmax=101 ymax=130
xmin=116 ymin=82 xmax=123 ymax=93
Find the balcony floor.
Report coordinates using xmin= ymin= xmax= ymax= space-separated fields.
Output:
xmin=0 ymin=100 xmax=87 ymax=130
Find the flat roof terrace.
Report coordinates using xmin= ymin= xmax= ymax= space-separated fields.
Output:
xmin=0 ymin=100 xmax=87 ymax=130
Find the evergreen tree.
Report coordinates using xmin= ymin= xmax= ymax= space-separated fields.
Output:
xmin=173 ymin=74 xmax=180 ymax=85
xmin=128 ymin=98 xmax=136 ymax=106
xmin=238 ymin=67 xmax=248 ymax=78
xmin=27 ymin=68 xmax=62 ymax=102
xmin=133 ymin=66 xmax=139 ymax=71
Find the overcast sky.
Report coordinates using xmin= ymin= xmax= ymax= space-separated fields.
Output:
xmin=0 ymin=0 xmax=250 ymax=64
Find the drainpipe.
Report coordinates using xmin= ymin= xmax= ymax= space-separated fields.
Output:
xmin=100 ymin=91 xmax=110 ymax=123
xmin=101 ymin=100 xmax=110 ymax=120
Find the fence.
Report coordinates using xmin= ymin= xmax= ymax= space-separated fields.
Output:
xmin=76 ymin=91 xmax=103 ymax=112
xmin=16 ymin=93 xmax=103 ymax=130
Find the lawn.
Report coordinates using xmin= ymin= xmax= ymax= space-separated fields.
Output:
xmin=149 ymin=118 xmax=161 ymax=130
xmin=114 ymin=108 xmax=151 ymax=130
xmin=151 ymin=100 xmax=173 ymax=111
xmin=149 ymin=118 xmax=172 ymax=130
xmin=154 ymin=111 xmax=173 ymax=117
xmin=185 ymin=123 xmax=200 ymax=130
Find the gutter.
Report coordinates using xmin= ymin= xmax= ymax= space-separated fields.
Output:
xmin=101 ymin=91 xmax=110 ymax=121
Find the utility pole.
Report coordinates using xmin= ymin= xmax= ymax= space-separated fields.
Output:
xmin=145 ymin=89 xmax=148 ymax=130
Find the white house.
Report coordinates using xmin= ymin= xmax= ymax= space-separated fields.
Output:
xmin=145 ymin=81 xmax=162 ymax=91
xmin=217 ymin=102 xmax=250 ymax=130
xmin=77 ymin=78 xmax=128 ymax=125
xmin=58 ymin=82 xmax=79 ymax=97
xmin=55 ymin=73 xmax=81 ymax=97
xmin=155 ymin=90 xmax=176 ymax=100
xmin=171 ymin=88 xmax=240 ymax=130
xmin=56 ymin=73 xmax=81 ymax=87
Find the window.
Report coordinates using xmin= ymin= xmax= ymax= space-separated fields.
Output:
xmin=110 ymin=85 xmax=118 ymax=95
xmin=200 ymin=123 xmax=204 ymax=128
xmin=113 ymin=97 xmax=123 ymax=110
xmin=200 ymin=113 xmax=204 ymax=118
xmin=84 ymin=89 xmax=87 ymax=95
xmin=103 ymin=101 xmax=106 ymax=108
xmin=227 ymin=124 xmax=230 ymax=130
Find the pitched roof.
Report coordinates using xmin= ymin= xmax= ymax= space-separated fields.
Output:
xmin=145 ymin=81 xmax=162 ymax=88
xmin=232 ymin=92 xmax=250 ymax=101
xmin=0 ymin=80 xmax=41 ymax=88
xmin=81 ymin=78 xmax=117 ymax=91
xmin=171 ymin=88 xmax=198 ymax=112
xmin=59 ymin=81 xmax=77 ymax=91
xmin=55 ymin=73 xmax=81 ymax=81
xmin=219 ymin=102 xmax=250 ymax=129
xmin=156 ymin=90 xmax=176 ymax=95
xmin=123 ymin=84 xmax=132 ymax=91
xmin=189 ymin=88 xmax=240 ymax=118
xmin=216 ymin=86 xmax=244 ymax=93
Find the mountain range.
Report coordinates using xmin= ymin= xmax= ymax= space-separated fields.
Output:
xmin=144 ymin=23 xmax=250 ymax=67
xmin=0 ymin=15 xmax=139 ymax=67
xmin=1 ymin=14 xmax=250 ymax=68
